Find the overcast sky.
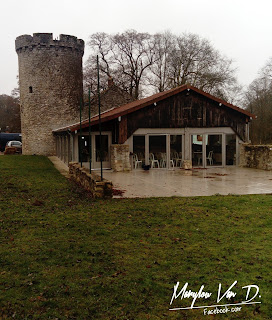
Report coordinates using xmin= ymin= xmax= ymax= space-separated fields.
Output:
xmin=1 ymin=0 xmax=272 ymax=95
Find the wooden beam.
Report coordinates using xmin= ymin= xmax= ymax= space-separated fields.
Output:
xmin=118 ymin=115 xmax=128 ymax=144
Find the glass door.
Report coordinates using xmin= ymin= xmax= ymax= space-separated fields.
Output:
xmin=149 ymin=135 xmax=166 ymax=168
xmin=133 ymin=135 xmax=145 ymax=168
xmin=78 ymin=135 xmax=91 ymax=163
xmin=93 ymin=134 xmax=110 ymax=169
xmin=206 ymin=134 xmax=222 ymax=166
xmin=226 ymin=134 xmax=236 ymax=165
xmin=191 ymin=135 xmax=203 ymax=167
xmin=170 ymin=135 xmax=183 ymax=167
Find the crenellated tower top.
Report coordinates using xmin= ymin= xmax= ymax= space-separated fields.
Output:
xmin=15 ymin=33 xmax=84 ymax=55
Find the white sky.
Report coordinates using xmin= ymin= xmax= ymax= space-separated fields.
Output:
xmin=1 ymin=0 xmax=272 ymax=95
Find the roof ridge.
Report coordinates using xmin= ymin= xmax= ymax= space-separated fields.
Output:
xmin=53 ymin=84 xmax=255 ymax=133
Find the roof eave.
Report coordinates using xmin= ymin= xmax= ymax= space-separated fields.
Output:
xmin=52 ymin=84 xmax=256 ymax=133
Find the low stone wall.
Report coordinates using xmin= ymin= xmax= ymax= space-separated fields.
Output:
xmin=240 ymin=144 xmax=272 ymax=170
xmin=69 ymin=162 xmax=113 ymax=198
xmin=110 ymin=144 xmax=131 ymax=172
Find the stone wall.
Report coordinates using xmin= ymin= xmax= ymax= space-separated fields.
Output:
xmin=15 ymin=33 xmax=84 ymax=156
xmin=69 ymin=162 xmax=112 ymax=198
xmin=110 ymin=144 xmax=131 ymax=172
xmin=240 ymin=144 xmax=272 ymax=170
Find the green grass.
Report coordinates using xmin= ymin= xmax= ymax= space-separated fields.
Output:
xmin=0 ymin=155 xmax=271 ymax=319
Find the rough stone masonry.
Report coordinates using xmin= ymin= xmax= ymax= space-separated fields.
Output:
xmin=15 ymin=33 xmax=84 ymax=155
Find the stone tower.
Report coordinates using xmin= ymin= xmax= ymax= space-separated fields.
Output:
xmin=15 ymin=33 xmax=84 ymax=155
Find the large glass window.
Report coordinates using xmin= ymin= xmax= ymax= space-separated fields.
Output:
xmin=170 ymin=135 xmax=183 ymax=167
xmin=78 ymin=136 xmax=91 ymax=162
xmin=226 ymin=134 xmax=236 ymax=165
xmin=95 ymin=135 xmax=109 ymax=162
xmin=133 ymin=135 xmax=145 ymax=163
xmin=206 ymin=134 xmax=222 ymax=166
xmin=192 ymin=135 xmax=203 ymax=167
xmin=149 ymin=135 xmax=166 ymax=168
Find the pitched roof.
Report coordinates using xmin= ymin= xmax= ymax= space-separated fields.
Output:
xmin=53 ymin=84 xmax=255 ymax=133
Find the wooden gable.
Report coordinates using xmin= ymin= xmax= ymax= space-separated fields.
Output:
xmin=54 ymin=85 xmax=253 ymax=145
xmin=124 ymin=90 xmax=248 ymax=142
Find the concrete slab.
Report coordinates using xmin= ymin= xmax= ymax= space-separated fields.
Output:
xmin=102 ymin=167 xmax=272 ymax=198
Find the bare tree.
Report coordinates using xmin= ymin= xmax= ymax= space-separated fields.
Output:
xmin=244 ymin=59 xmax=272 ymax=144
xmin=260 ymin=57 xmax=272 ymax=81
xmin=0 ymin=95 xmax=21 ymax=132
xmin=11 ymin=75 xmax=20 ymax=100
xmin=111 ymin=30 xmax=156 ymax=99
xmin=167 ymin=33 xmax=236 ymax=98
xmin=84 ymin=55 xmax=108 ymax=96
xmin=85 ymin=30 xmax=156 ymax=99
xmin=85 ymin=30 xmax=238 ymax=101
xmin=84 ymin=33 xmax=113 ymax=96
xmin=146 ymin=32 xmax=237 ymax=100
xmin=147 ymin=31 xmax=174 ymax=92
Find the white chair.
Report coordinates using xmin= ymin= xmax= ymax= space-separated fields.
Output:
xmin=174 ymin=152 xmax=183 ymax=167
xmin=193 ymin=151 xmax=202 ymax=166
xmin=149 ymin=153 xmax=160 ymax=168
xmin=207 ymin=151 xmax=213 ymax=165
xmin=160 ymin=153 xmax=166 ymax=168
xmin=138 ymin=152 xmax=144 ymax=162
xmin=160 ymin=152 xmax=175 ymax=168
xmin=133 ymin=153 xmax=142 ymax=169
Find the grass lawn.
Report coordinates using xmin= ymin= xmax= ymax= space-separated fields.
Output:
xmin=0 ymin=155 xmax=271 ymax=319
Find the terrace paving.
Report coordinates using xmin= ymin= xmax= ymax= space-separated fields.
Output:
xmin=103 ymin=166 xmax=272 ymax=198
xmin=49 ymin=157 xmax=272 ymax=198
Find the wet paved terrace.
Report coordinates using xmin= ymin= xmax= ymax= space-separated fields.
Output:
xmin=102 ymin=167 xmax=272 ymax=198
